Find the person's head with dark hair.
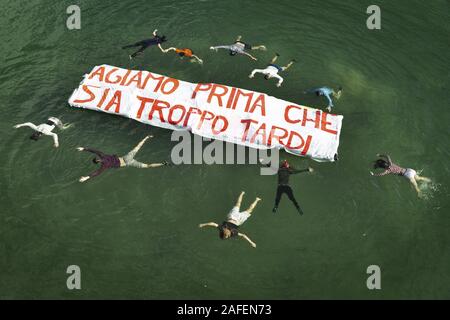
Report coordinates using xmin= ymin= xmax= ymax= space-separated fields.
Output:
xmin=159 ymin=35 xmax=167 ymax=43
xmin=29 ymin=131 xmax=42 ymax=141
xmin=373 ymin=158 xmax=389 ymax=169
xmin=338 ymin=86 xmax=343 ymax=91
xmin=219 ymin=227 xmax=232 ymax=239
xmin=229 ymin=50 xmax=237 ymax=56
xmin=92 ymin=157 xmax=102 ymax=164
xmin=316 ymin=90 xmax=323 ymax=96
xmin=264 ymin=75 xmax=270 ymax=80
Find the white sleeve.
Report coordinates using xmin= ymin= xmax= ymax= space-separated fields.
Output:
xmin=15 ymin=122 xmax=38 ymax=130
xmin=46 ymin=132 xmax=59 ymax=147
xmin=250 ymin=69 xmax=265 ymax=76
xmin=274 ymin=74 xmax=284 ymax=86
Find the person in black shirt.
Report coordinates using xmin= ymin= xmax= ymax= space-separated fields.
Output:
xmin=262 ymin=159 xmax=313 ymax=215
xmin=122 ymin=29 xmax=168 ymax=59
xmin=199 ymin=191 xmax=261 ymax=248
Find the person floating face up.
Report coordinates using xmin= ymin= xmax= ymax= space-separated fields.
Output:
xmin=199 ymin=191 xmax=261 ymax=248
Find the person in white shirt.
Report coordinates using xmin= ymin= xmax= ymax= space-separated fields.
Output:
xmin=14 ymin=117 xmax=72 ymax=148
xmin=249 ymin=53 xmax=295 ymax=87
xmin=199 ymin=191 xmax=261 ymax=248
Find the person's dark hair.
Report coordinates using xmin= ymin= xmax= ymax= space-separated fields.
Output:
xmin=264 ymin=75 xmax=270 ymax=80
xmin=160 ymin=35 xmax=167 ymax=42
xmin=219 ymin=228 xmax=226 ymax=239
xmin=338 ymin=86 xmax=343 ymax=91
xmin=316 ymin=91 xmax=321 ymax=96
xmin=178 ymin=52 xmax=185 ymax=57
xmin=229 ymin=50 xmax=237 ymax=56
xmin=92 ymin=157 xmax=101 ymax=164
xmin=29 ymin=131 xmax=42 ymax=141
xmin=373 ymin=159 xmax=389 ymax=169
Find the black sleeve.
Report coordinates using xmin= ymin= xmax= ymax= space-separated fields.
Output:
xmin=290 ymin=168 xmax=309 ymax=174
xmin=84 ymin=148 xmax=105 ymax=158
xmin=89 ymin=164 xmax=107 ymax=178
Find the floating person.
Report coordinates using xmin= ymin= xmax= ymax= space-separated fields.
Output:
xmin=14 ymin=117 xmax=72 ymax=148
xmin=209 ymin=35 xmax=266 ymax=61
xmin=261 ymin=159 xmax=313 ymax=214
xmin=122 ymin=29 xmax=168 ymax=60
xmin=249 ymin=53 xmax=295 ymax=87
xmin=199 ymin=191 xmax=261 ymax=248
xmin=159 ymin=46 xmax=203 ymax=64
xmin=370 ymin=154 xmax=432 ymax=197
xmin=77 ymin=135 xmax=169 ymax=182
xmin=304 ymin=86 xmax=343 ymax=112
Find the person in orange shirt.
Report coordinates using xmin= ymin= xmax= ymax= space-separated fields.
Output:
xmin=158 ymin=44 xmax=203 ymax=64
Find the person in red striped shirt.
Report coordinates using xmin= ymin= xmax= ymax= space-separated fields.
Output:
xmin=371 ymin=154 xmax=431 ymax=197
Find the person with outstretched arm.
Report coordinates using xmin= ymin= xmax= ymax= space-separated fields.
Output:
xmin=14 ymin=117 xmax=72 ymax=148
xmin=370 ymin=154 xmax=432 ymax=197
xmin=261 ymin=159 xmax=313 ymax=214
xmin=159 ymin=45 xmax=203 ymax=64
xmin=210 ymin=35 xmax=266 ymax=61
xmin=122 ymin=29 xmax=168 ymax=59
xmin=304 ymin=86 xmax=342 ymax=112
xmin=77 ymin=135 xmax=169 ymax=182
xmin=249 ymin=53 xmax=295 ymax=87
xmin=199 ymin=191 xmax=261 ymax=248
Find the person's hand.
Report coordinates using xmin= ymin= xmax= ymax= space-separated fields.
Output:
xmin=13 ymin=125 xmax=20 ymax=129
xmin=326 ymin=106 xmax=332 ymax=112
xmin=79 ymin=176 xmax=89 ymax=183
xmin=376 ymin=154 xmax=382 ymax=157
xmin=210 ymin=47 xmax=217 ymax=51
xmin=370 ymin=171 xmax=374 ymax=176
xmin=76 ymin=147 xmax=84 ymax=151
xmin=276 ymin=83 xmax=281 ymax=88
xmin=146 ymin=135 xmax=153 ymax=139
xmin=54 ymin=142 xmax=59 ymax=148
xmin=198 ymin=224 xmax=205 ymax=228
xmin=241 ymin=191 xmax=245 ymax=195
xmin=308 ymin=167 xmax=314 ymax=173
xmin=251 ymin=242 xmax=256 ymax=248
xmin=256 ymin=197 xmax=262 ymax=202
xmin=252 ymin=57 xmax=258 ymax=61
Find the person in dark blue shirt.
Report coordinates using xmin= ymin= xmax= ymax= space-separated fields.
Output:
xmin=122 ymin=29 xmax=168 ymax=59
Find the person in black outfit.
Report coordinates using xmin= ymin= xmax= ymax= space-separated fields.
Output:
xmin=262 ymin=159 xmax=313 ymax=215
xmin=122 ymin=29 xmax=168 ymax=59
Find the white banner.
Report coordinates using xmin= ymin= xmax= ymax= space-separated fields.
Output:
xmin=68 ymin=65 xmax=343 ymax=161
